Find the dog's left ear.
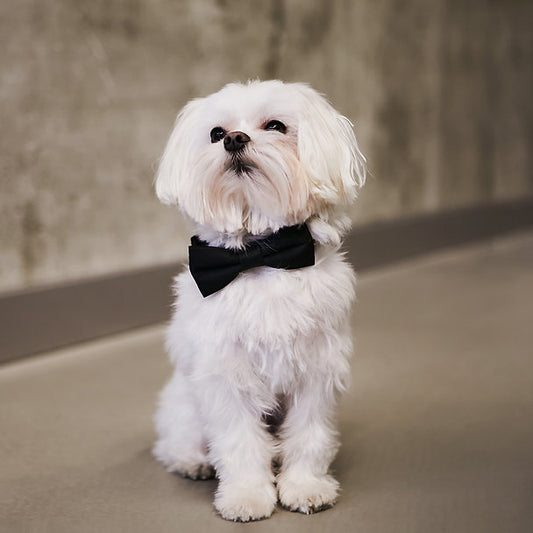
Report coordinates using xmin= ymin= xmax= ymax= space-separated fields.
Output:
xmin=293 ymin=84 xmax=366 ymax=205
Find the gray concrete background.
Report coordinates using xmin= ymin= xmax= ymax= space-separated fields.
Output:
xmin=1 ymin=0 xmax=532 ymax=293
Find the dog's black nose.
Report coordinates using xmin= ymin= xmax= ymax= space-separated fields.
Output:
xmin=224 ymin=131 xmax=250 ymax=152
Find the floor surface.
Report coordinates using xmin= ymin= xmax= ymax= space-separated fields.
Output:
xmin=1 ymin=231 xmax=532 ymax=532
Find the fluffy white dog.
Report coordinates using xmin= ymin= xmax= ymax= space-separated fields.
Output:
xmin=153 ymin=80 xmax=366 ymax=521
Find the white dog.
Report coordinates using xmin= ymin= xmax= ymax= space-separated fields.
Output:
xmin=153 ymin=80 xmax=366 ymax=521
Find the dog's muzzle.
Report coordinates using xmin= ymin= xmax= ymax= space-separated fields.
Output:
xmin=224 ymin=131 xmax=250 ymax=153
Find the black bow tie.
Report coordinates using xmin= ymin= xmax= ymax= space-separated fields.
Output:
xmin=188 ymin=224 xmax=315 ymax=297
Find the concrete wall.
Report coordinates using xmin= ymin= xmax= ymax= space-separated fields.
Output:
xmin=1 ymin=0 xmax=531 ymax=293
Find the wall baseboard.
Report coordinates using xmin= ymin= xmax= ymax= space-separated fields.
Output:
xmin=344 ymin=197 xmax=533 ymax=270
xmin=1 ymin=196 xmax=532 ymax=364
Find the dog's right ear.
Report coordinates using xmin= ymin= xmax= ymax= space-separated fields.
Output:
xmin=155 ymin=98 xmax=205 ymax=206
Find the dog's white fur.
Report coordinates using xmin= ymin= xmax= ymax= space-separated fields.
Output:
xmin=153 ymin=80 xmax=366 ymax=521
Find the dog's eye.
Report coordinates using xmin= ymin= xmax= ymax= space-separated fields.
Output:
xmin=210 ymin=127 xmax=226 ymax=143
xmin=264 ymin=120 xmax=287 ymax=134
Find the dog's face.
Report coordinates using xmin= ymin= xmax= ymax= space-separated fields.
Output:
xmin=156 ymin=80 xmax=365 ymax=235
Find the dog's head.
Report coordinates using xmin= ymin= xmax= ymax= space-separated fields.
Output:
xmin=156 ymin=80 xmax=365 ymax=237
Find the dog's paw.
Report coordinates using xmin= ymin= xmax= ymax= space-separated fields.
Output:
xmin=277 ymin=473 xmax=339 ymax=514
xmin=214 ymin=482 xmax=277 ymax=522
xmin=152 ymin=440 xmax=215 ymax=480
xmin=172 ymin=461 xmax=215 ymax=480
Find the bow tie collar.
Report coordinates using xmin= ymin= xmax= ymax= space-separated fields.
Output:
xmin=188 ymin=224 xmax=315 ymax=297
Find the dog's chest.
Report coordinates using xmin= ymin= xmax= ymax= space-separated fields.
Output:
xmin=182 ymin=249 xmax=354 ymax=349
xmin=173 ymin=250 xmax=354 ymax=391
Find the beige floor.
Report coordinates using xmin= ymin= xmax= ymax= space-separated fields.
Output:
xmin=1 ymin=232 xmax=532 ymax=533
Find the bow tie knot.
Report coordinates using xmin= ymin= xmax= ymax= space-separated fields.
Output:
xmin=188 ymin=224 xmax=315 ymax=297
xmin=239 ymin=245 xmax=265 ymax=271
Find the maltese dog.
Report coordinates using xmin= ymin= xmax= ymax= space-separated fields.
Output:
xmin=152 ymin=80 xmax=366 ymax=521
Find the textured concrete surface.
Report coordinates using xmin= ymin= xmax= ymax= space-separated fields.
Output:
xmin=1 ymin=231 xmax=532 ymax=532
xmin=1 ymin=1 xmax=532 ymax=293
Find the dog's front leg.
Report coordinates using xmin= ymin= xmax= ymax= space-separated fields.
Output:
xmin=200 ymin=375 xmax=277 ymax=522
xmin=277 ymin=378 xmax=341 ymax=514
